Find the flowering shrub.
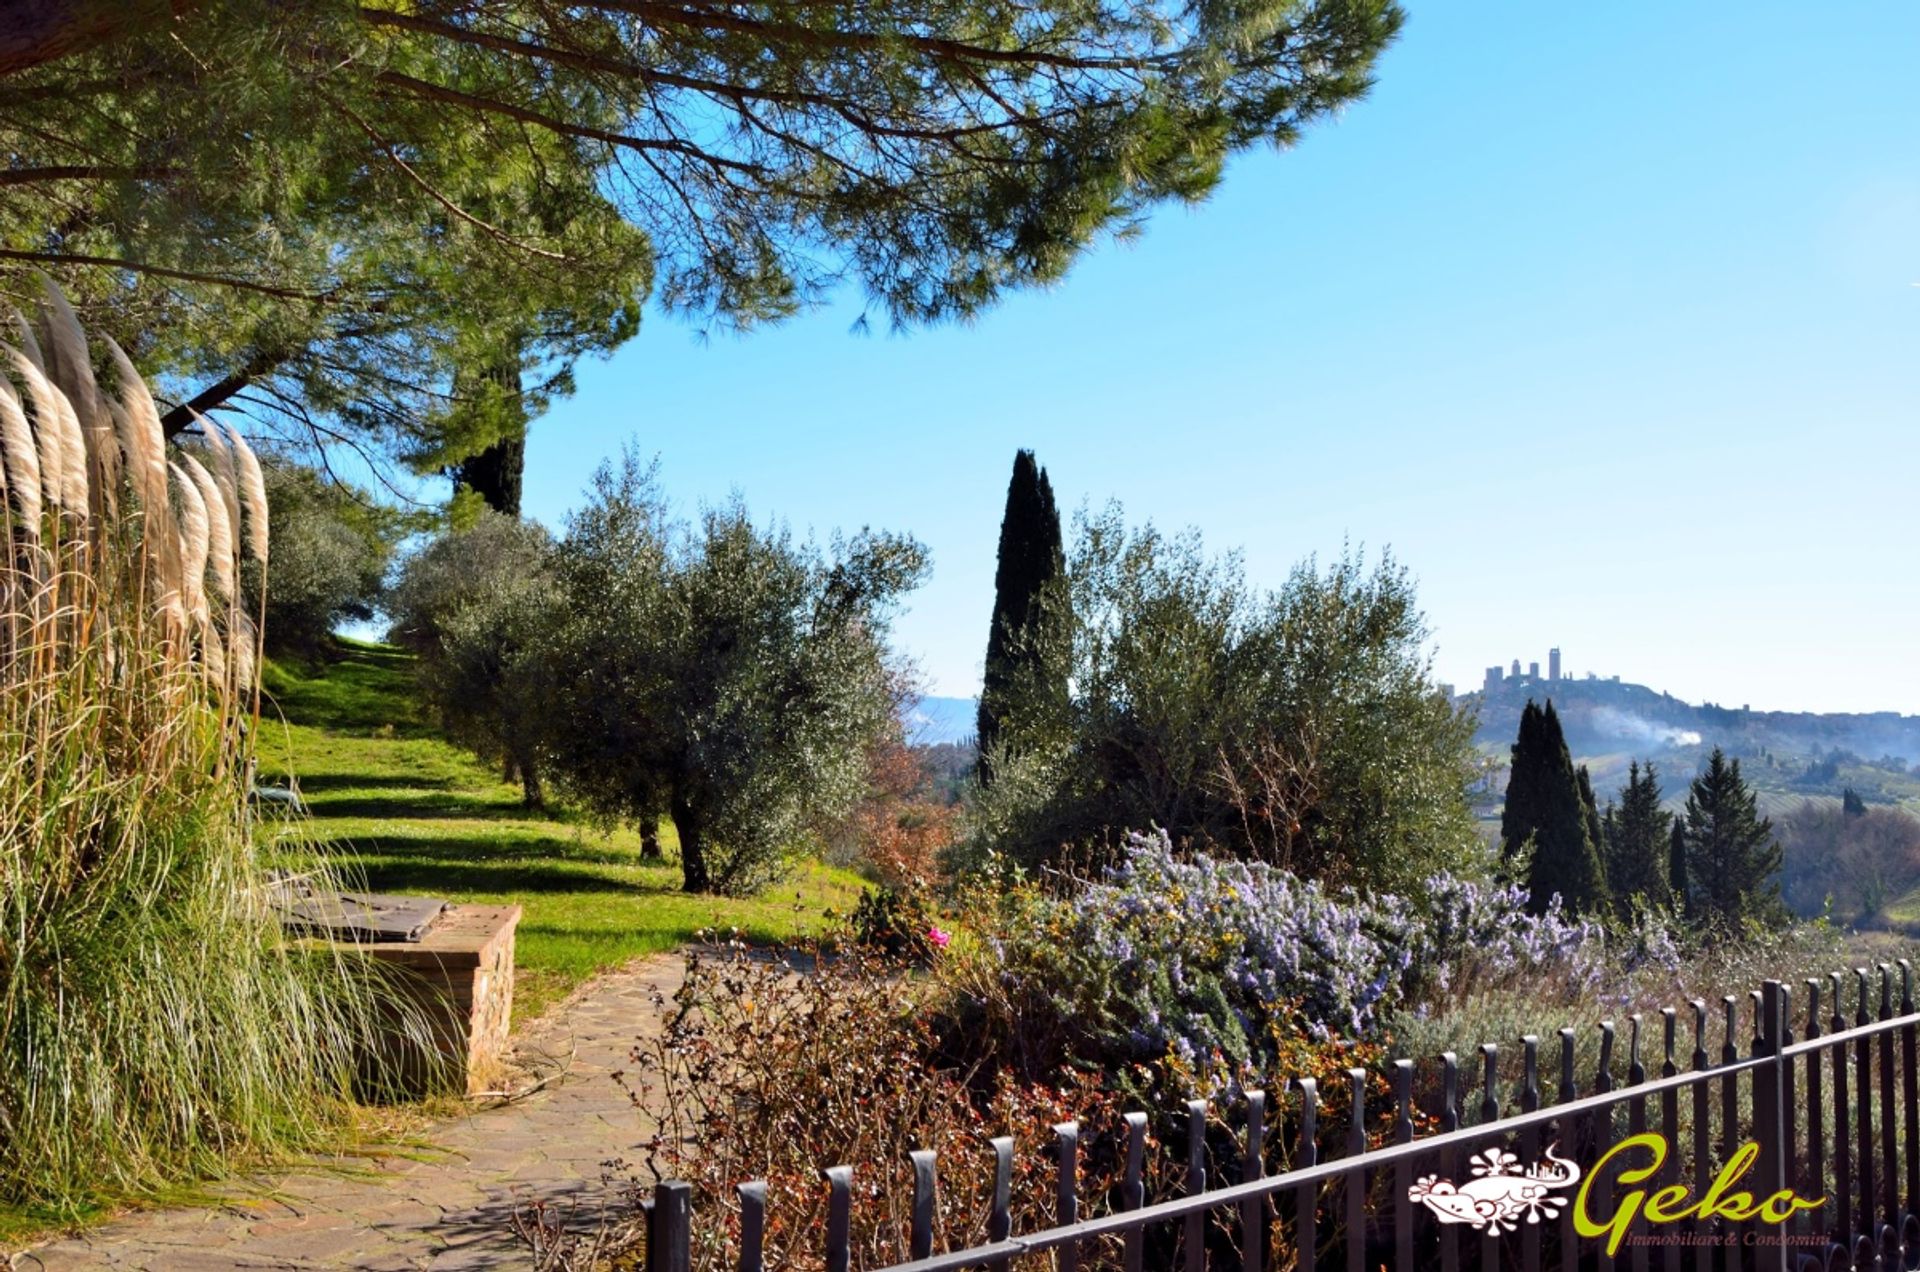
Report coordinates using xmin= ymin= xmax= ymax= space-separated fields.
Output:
xmin=938 ymin=831 xmax=1668 ymax=1094
xmin=844 ymin=884 xmax=944 ymax=964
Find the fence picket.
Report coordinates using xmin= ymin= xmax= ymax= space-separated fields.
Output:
xmin=1520 ymin=1035 xmax=1542 ymax=1272
xmin=738 ymin=1180 xmax=766 ymax=1272
xmin=911 ymin=1149 xmax=938 ymax=1260
xmin=988 ymin=1134 xmax=1013 ymax=1272
xmin=1854 ymin=968 xmax=1875 ymax=1253
xmin=1624 ymin=1015 xmax=1648 ymax=1272
xmin=1184 ymin=1101 xmax=1206 ymax=1272
xmin=1558 ymin=1028 xmax=1578 ymax=1272
xmin=1345 ymin=1070 xmax=1366 ymax=1272
xmin=1439 ymin=1053 xmax=1458 ymax=1272
xmin=1658 ymin=1009 xmax=1680 ymax=1272
xmin=1242 ymin=1090 xmax=1266 ymax=1272
xmin=1800 ymin=979 xmax=1823 ymax=1244
xmin=1393 ymin=1059 xmax=1414 ymax=1272
xmin=823 ymin=1166 xmax=851 ymax=1272
xmin=1294 ymin=1077 xmax=1319 ymax=1272
xmin=1831 ymin=971 xmax=1853 ymax=1245
xmin=1878 ymin=965 xmax=1898 ymax=1234
xmin=1688 ymin=1000 xmax=1710 ymax=1255
xmin=1478 ymin=1044 xmax=1500 ymax=1272
xmin=1054 ymin=1121 xmax=1079 ymax=1272
xmin=1594 ymin=1022 xmax=1616 ymax=1272
xmin=1903 ymin=961 xmax=1919 ymax=1223
xmin=1122 ymin=1112 xmax=1146 ymax=1272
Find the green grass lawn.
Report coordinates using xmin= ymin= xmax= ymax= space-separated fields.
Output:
xmin=257 ymin=639 xmax=867 ymax=1024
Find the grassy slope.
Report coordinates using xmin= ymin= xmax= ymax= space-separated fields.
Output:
xmin=256 ymin=640 xmax=866 ymax=1023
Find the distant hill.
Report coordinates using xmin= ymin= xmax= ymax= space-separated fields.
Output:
xmin=906 ymin=695 xmax=977 ymax=747
xmin=1463 ymin=676 xmax=1920 ymax=815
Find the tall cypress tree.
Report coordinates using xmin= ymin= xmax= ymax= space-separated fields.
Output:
xmin=977 ymin=450 xmax=1066 ymax=782
xmin=1501 ymin=700 xmax=1609 ymax=915
xmin=1602 ymin=760 xmax=1673 ymax=909
xmin=1682 ymin=747 xmax=1785 ymax=926
xmin=1669 ymin=818 xmax=1690 ymax=916
xmin=1577 ymin=764 xmax=1607 ymax=880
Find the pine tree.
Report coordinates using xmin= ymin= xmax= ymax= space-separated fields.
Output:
xmin=977 ymin=450 xmax=1067 ymax=782
xmin=1843 ymin=787 xmax=1869 ymax=818
xmin=1501 ymin=700 xmax=1609 ymax=915
xmin=1682 ymin=747 xmax=1785 ymax=926
xmin=1602 ymin=760 xmax=1673 ymax=909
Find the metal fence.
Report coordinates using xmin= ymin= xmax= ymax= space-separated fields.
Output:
xmin=641 ymin=960 xmax=1920 ymax=1272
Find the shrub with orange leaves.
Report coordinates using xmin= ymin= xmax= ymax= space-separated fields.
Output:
xmin=840 ymin=736 xmax=957 ymax=890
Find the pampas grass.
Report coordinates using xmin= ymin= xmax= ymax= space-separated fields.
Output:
xmin=0 ymin=280 xmax=436 ymax=1213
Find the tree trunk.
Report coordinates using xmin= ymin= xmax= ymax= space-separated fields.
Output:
xmin=453 ymin=430 xmax=525 ymax=516
xmin=0 ymin=0 xmax=185 ymax=80
xmin=449 ymin=341 xmax=527 ymax=516
xmin=519 ymin=756 xmax=544 ymax=810
xmin=639 ymin=811 xmax=663 ymax=861
xmin=671 ymin=793 xmax=710 ymax=893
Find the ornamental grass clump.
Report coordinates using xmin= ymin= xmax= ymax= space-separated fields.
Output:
xmin=0 ymin=283 xmax=416 ymax=1212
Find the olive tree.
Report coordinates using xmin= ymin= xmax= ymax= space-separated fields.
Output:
xmin=543 ymin=455 xmax=677 ymax=859
xmin=387 ymin=510 xmax=562 ymax=805
xmin=552 ymin=453 xmax=927 ymax=894
xmin=963 ymin=504 xmax=1482 ymax=890
xmin=258 ymin=458 xmax=420 ymax=659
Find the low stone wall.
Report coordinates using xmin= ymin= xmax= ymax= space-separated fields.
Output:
xmin=360 ymin=904 xmax=522 ymax=1095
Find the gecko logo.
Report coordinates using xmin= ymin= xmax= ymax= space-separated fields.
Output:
xmin=1408 ymin=1145 xmax=1583 ymax=1234
xmin=1409 ymin=1134 xmax=1825 ymax=1254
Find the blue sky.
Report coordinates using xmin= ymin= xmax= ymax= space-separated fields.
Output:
xmin=518 ymin=3 xmax=1920 ymax=714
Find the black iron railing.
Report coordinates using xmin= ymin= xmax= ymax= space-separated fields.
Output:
xmin=641 ymin=960 xmax=1920 ymax=1272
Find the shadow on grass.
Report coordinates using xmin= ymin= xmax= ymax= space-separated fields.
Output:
xmin=305 ymin=792 xmax=529 ymax=821
xmin=296 ymin=773 xmax=459 ymax=794
xmin=355 ymin=856 xmax=664 ymax=897
xmin=345 ymin=830 xmax=660 ymax=868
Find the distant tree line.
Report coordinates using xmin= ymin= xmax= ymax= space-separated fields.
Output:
xmin=1500 ymin=699 xmax=1786 ymax=927
xmin=1779 ymin=794 xmax=1920 ymax=924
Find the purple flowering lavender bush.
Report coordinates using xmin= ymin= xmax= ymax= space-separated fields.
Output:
xmin=936 ymin=829 xmax=1653 ymax=1093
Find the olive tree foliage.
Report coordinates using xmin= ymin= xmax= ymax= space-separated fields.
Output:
xmin=385 ymin=510 xmax=558 ymax=654
xmin=548 ymin=453 xmax=929 ymax=894
xmin=542 ymin=455 xmax=678 ymax=858
xmin=0 ymin=0 xmax=1402 ymax=476
xmin=962 ymin=505 xmax=1482 ymax=890
xmin=385 ymin=511 xmax=562 ymax=806
xmin=258 ymin=458 xmax=422 ymax=659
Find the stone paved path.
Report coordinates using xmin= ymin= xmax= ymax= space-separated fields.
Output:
xmin=11 ymin=954 xmax=685 ymax=1272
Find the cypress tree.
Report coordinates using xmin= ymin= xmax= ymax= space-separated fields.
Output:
xmin=1501 ymin=700 xmax=1609 ymax=915
xmin=1499 ymin=701 xmax=1546 ymax=876
xmin=1669 ymin=818 xmax=1690 ymax=916
xmin=1602 ymin=760 xmax=1673 ymax=910
xmin=1577 ymin=764 xmax=1607 ymax=883
xmin=977 ymin=450 xmax=1066 ymax=782
xmin=1683 ymin=747 xmax=1786 ymax=926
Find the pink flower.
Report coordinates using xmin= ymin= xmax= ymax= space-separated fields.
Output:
xmin=926 ymin=925 xmax=951 ymax=949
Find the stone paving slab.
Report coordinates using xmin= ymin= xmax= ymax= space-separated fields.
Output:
xmin=10 ymin=954 xmax=684 ymax=1272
